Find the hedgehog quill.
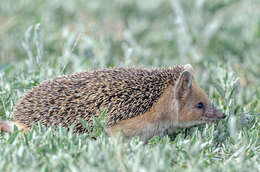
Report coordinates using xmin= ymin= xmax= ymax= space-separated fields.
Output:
xmin=0 ymin=64 xmax=226 ymax=141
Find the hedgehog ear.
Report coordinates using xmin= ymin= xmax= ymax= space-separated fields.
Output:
xmin=175 ymin=70 xmax=192 ymax=100
xmin=184 ymin=64 xmax=194 ymax=78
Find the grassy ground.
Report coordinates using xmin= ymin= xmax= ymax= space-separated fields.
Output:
xmin=0 ymin=0 xmax=260 ymax=171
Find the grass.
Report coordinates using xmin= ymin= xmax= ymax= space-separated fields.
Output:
xmin=0 ymin=0 xmax=260 ymax=171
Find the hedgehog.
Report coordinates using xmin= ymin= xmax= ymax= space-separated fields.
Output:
xmin=0 ymin=65 xmax=226 ymax=141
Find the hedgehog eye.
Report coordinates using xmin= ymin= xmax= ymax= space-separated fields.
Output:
xmin=196 ymin=102 xmax=204 ymax=109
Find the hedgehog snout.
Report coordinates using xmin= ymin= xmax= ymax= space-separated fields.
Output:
xmin=204 ymin=105 xmax=227 ymax=120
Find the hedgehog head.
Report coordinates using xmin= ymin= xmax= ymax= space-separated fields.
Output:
xmin=174 ymin=65 xmax=226 ymax=127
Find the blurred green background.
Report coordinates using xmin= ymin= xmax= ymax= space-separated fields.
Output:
xmin=0 ymin=0 xmax=259 ymax=171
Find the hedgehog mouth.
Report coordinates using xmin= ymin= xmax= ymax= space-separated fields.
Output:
xmin=201 ymin=116 xmax=222 ymax=122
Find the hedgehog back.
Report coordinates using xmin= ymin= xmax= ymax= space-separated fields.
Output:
xmin=13 ymin=67 xmax=184 ymax=133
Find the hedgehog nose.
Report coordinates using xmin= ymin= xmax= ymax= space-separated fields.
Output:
xmin=214 ymin=107 xmax=227 ymax=119
xmin=220 ymin=113 xmax=227 ymax=119
xmin=215 ymin=108 xmax=227 ymax=119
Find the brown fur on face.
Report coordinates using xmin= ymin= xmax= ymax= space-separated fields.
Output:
xmin=178 ymin=81 xmax=211 ymax=123
xmin=175 ymin=71 xmax=226 ymax=127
